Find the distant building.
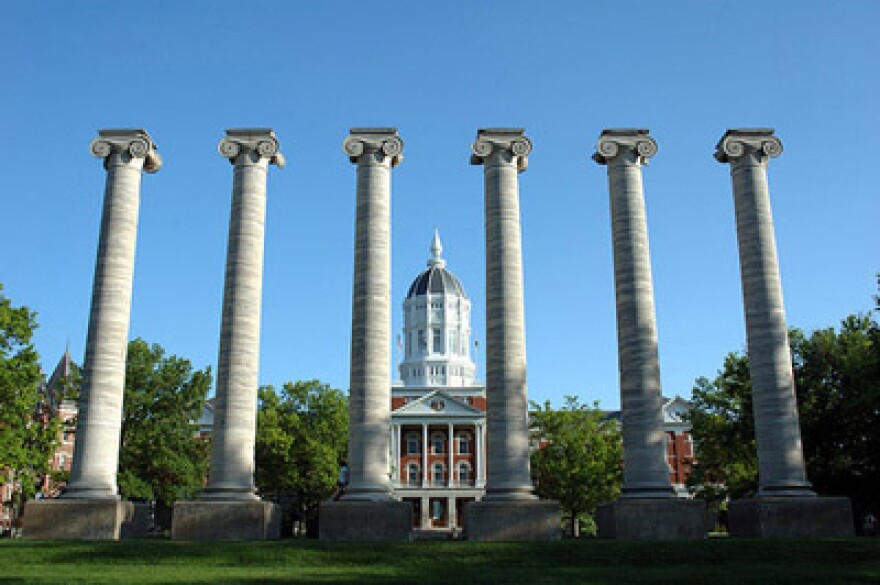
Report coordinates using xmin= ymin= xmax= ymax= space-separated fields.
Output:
xmin=391 ymin=231 xmax=485 ymax=532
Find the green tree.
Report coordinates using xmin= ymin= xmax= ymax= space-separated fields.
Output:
xmin=685 ymin=352 xmax=759 ymax=505
xmin=0 ymin=285 xmax=59 ymax=522
xmin=530 ymin=396 xmax=622 ymax=537
xmin=117 ymin=339 xmax=211 ymax=508
xmin=255 ymin=380 xmax=347 ymax=533
xmin=687 ymin=299 xmax=880 ymax=527
xmin=792 ymin=313 xmax=880 ymax=522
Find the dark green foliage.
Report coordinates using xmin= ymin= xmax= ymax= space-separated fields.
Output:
xmin=685 ymin=353 xmax=759 ymax=503
xmin=530 ymin=396 xmax=622 ymax=537
xmin=0 ymin=284 xmax=59 ymax=516
xmin=255 ymin=380 xmax=348 ymax=528
xmin=687 ymin=288 xmax=880 ymax=526
xmin=117 ymin=339 xmax=211 ymax=507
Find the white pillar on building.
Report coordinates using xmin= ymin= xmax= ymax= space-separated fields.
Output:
xmin=422 ymin=423 xmax=429 ymax=488
xmin=65 ymin=130 xmax=161 ymax=500
xmin=475 ymin=423 xmax=485 ymax=487
xmin=448 ymin=423 xmax=454 ymax=487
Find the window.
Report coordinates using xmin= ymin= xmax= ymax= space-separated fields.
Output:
xmin=451 ymin=330 xmax=459 ymax=355
xmin=433 ymin=328 xmax=443 ymax=354
xmin=432 ymin=463 xmax=445 ymax=484
xmin=431 ymin=432 xmax=445 ymax=454
xmin=458 ymin=462 xmax=471 ymax=483
xmin=418 ymin=330 xmax=427 ymax=353
xmin=406 ymin=432 xmax=420 ymax=455
xmin=407 ymin=463 xmax=420 ymax=486
xmin=456 ymin=431 xmax=472 ymax=455
xmin=431 ymin=499 xmax=444 ymax=520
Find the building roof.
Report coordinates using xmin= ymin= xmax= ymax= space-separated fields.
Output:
xmin=405 ymin=230 xmax=468 ymax=299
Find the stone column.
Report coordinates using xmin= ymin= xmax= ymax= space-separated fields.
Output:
xmin=172 ymin=130 xmax=284 ymax=541
xmin=203 ymin=129 xmax=285 ymax=500
xmin=464 ymin=129 xmax=559 ymax=541
xmin=592 ymin=129 xmax=705 ymax=541
xmin=715 ymin=129 xmax=813 ymax=496
xmin=66 ymin=130 xmax=161 ymax=499
xmin=24 ymin=129 xmax=160 ymax=540
xmin=340 ymin=128 xmax=402 ymax=500
xmin=593 ymin=129 xmax=674 ymax=498
xmin=470 ymin=128 xmax=535 ymax=501
xmin=716 ymin=129 xmax=853 ymax=537
xmin=319 ymin=129 xmax=411 ymax=540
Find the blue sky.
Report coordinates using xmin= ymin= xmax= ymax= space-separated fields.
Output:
xmin=2 ymin=1 xmax=877 ymax=410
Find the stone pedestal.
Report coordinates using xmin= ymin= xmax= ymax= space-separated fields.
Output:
xmin=596 ymin=498 xmax=706 ymax=540
xmin=23 ymin=499 xmax=133 ymax=540
xmin=464 ymin=500 xmax=561 ymax=541
xmin=171 ymin=500 xmax=281 ymax=541
xmin=729 ymin=496 xmax=854 ymax=538
xmin=318 ymin=501 xmax=412 ymax=541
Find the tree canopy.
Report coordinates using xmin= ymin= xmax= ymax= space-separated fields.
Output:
xmin=117 ymin=339 xmax=212 ymax=508
xmin=687 ymin=290 xmax=880 ymax=527
xmin=255 ymin=380 xmax=347 ymax=531
xmin=0 ymin=284 xmax=59 ymax=518
xmin=530 ymin=396 xmax=622 ymax=537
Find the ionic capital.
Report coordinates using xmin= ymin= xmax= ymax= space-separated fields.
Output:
xmin=343 ymin=128 xmax=404 ymax=167
xmin=90 ymin=129 xmax=162 ymax=173
xmin=714 ymin=129 xmax=783 ymax=164
xmin=218 ymin=129 xmax=285 ymax=168
xmin=592 ymin=129 xmax=657 ymax=166
xmin=470 ymin=128 xmax=531 ymax=173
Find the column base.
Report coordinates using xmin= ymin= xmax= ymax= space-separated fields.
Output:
xmin=22 ymin=499 xmax=133 ymax=540
xmin=728 ymin=496 xmax=854 ymax=537
xmin=171 ymin=500 xmax=281 ymax=541
xmin=464 ymin=499 xmax=561 ymax=541
xmin=319 ymin=500 xmax=412 ymax=541
xmin=596 ymin=497 xmax=706 ymax=540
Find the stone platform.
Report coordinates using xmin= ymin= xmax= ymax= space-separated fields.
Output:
xmin=729 ymin=496 xmax=853 ymax=537
xmin=464 ymin=499 xmax=561 ymax=541
xmin=23 ymin=499 xmax=133 ymax=540
xmin=596 ymin=498 xmax=706 ymax=540
xmin=319 ymin=500 xmax=412 ymax=541
xmin=171 ymin=500 xmax=281 ymax=541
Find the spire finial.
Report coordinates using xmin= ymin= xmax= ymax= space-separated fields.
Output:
xmin=428 ymin=229 xmax=445 ymax=268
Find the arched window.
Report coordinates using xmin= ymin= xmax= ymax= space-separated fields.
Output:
xmin=407 ymin=463 xmax=420 ymax=486
xmin=430 ymin=431 xmax=445 ymax=454
xmin=432 ymin=462 xmax=445 ymax=485
xmin=406 ymin=432 xmax=420 ymax=455
xmin=458 ymin=461 xmax=471 ymax=484
xmin=455 ymin=431 xmax=472 ymax=455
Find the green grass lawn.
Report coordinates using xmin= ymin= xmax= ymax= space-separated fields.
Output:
xmin=1 ymin=538 xmax=878 ymax=584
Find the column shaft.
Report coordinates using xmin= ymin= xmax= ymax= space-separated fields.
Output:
xmin=422 ymin=423 xmax=428 ymax=487
xmin=472 ymin=129 xmax=535 ymax=500
xmin=718 ymin=129 xmax=812 ymax=496
xmin=205 ymin=129 xmax=283 ymax=500
xmin=595 ymin=130 xmax=673 ymax=497
xmin=342 ymin=129 xmax=402 ymax=500
xmin=66 ymin=130 xmax=160 ymax=499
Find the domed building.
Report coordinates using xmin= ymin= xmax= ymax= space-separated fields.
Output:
xmin=390 ymin=231 xmax=486 ymax=533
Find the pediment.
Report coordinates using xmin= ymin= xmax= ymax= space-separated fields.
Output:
xmin=393 ymin=390 xmax=483 ymax=418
